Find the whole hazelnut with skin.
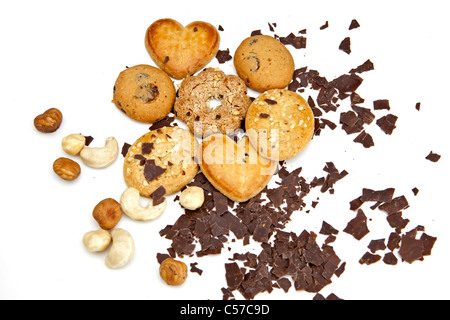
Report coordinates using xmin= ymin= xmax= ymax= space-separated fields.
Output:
xmin=159 ymin=258 xmax=188 ymax=286
xmin=34 ymin=108 xmax=63 ymax=133
xmin=92 ymin=198 xmax=122 ymax=230
xmin=53 ymin=157 xmax=81 ymax=181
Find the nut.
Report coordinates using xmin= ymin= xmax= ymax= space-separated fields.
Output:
xmin=92 ymin=198 xmax=122 ymax=230
xmin=80 ymin=137 xmax=119 ymax=168
xmin=120 ymin=187 xmax=166 ymax=221
xmin=82 ymin=229 xmax=112 ymax=252
xmin=159 ymin=258 xmax=188 ymax=286
xmin=105 ymin=228 xmax=134 ymax=269
xmin=62 ymin=134 xmax=86 ymax=155
xmin=34 ymin=108 xmax=63 ymax=133
xmin=179 ymin=186 xmax=205 ymax=210
xmin=53 ymin=157 xmax=81 ymax=181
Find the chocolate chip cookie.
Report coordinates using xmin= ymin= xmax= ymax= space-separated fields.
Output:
xmin=113 ymin=64 xmax=176 ymax=123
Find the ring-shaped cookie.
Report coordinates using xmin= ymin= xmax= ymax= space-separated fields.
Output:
xmin=174 ymin=68 xmax=252 ymax=137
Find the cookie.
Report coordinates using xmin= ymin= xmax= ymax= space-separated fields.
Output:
xmin=174 ymin=68 xmax=252 ymax=137
xmin=199 ymin=134 xmax=277 ymax=202
xmin=113 ymin=64 xmax=176 ymax=124
xmin=123 ymin=126 xmax=199 ymax=197
xmin=234 ymin=35 xmax=295 ymax=92
xmin=245 ymin=89 xmax=314 ymax=161
xmin=145 ymin=19 xmax=220 ymax=79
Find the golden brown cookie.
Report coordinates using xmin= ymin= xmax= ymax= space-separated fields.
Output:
xmin=145 ymin=19 xmax=220 ymax=79
xmin=123 ymin=126 xmax=199 ymax=197
xmin=234 ymin=35 xmax=295 ymax=92
xmin=112 ymin=64 xmax=176 ymax=123
xmin=199 ymin=134 xmax=277 ymax=202
xmin=245 ymin=89 xmax=314 ymax=161
xmin=174 ymin=68 xmax=252 ymax=137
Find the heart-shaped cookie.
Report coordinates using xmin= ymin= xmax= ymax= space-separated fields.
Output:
xmin=145 ymin=19 xmax=220 ymax=79
xmin=199 ymin=134 xmax=277 ymax=202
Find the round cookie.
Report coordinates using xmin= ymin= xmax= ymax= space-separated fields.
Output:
xmin=174 ymin=68 xmax=252 ymax=137
xmin=234 ymin=35 xmax=295 ymax=93
xmin=245 ymin=89 xmax=314 ymax=161
xmin=113 ymin=64 xmax=176 ymax=123
xmin=123 ymin=126 xmax=199 ymax=197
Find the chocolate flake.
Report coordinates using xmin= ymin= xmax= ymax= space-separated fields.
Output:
xmin=265 ymin=98 xmax=277 ymax=105
xmin=141 ymin=142 xmax=154 ymax=155
xmin=216 ymin=48 xmax=233 ymax=64
xmin=144 ymin=163 xmax=166 ymax=182
xmin=121 ymin=142 xmax=131 ymax=157
xmin=426 ymin=151 xmax=441 ymax=163
xmin=373 ymin=99 xmax=390 ymax=110
xmin=368 ymin=239 xmax=386 ymax=253
xmin=359 ymin=252 xmax=381 ymax=265
xmin=339 ymin=37 xmax=351 ymax=54
xmin=376 ymin=114 xmax=398 ymax=135
xmin=343 ymin=209 xmax=370 ymax=240
xmin=353 ymin=130 xmax=374 ymax=148
xmin=349 ymin=19 xmax=360 ymax=30
xmin=150 ymin=185 xmax=166 ymax=206
xmin=259 ymin=113 xmax=270 ymax=118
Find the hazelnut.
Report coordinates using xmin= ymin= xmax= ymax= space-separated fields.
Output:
xmin=92 ymin=198 xmax=122 ymax=230
xmin=34 ymin=108 xmax=63 ymax=133
xmin=53 ymin=157 xmax=81 ymax=181
xmin=179 ymin=186 xmax=204 ymax=210
xmin=62 ymin=134 xmax=86 ymax=155
xmin=159 ymin=258 xmax=187 ymax=286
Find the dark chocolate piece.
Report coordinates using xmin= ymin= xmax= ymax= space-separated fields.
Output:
xmin=426 ymin=151 xmax=441 ymax=163
xmin=343 ymin=209 xmax=370 ymax=240
xmin=339 ymin=37 xmax=351 ymax=54
xmin=144 ymin=163 xmax=166 ymax=182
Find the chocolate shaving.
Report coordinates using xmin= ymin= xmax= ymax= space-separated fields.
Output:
xmin=373 ymin=99 xmax=390 ymax=110
xmin=426 ymin=151 xmax=441 ymax=163
xmin=349 ymin=19 xmax=360 ymax=30
xmin=353 ymin=130 xmax=374 ymax=148
xmin=339 ymin=37 xmax=351 ymax=54
xmin=144 ymin=163 xmax=166 ymax=182
xmin=265 ymin=99 xmax=277 ymax=105
xmin=150 ymin=185 xmax=166 ymax=206
xmin=121 ymin=142 xmax=131 ymax=157
xmin=141 ymin=142 xmax=154 ymax=155
xmin=216 ymin=48 xmax=233 ymax=64
xmin=343 ymin=209 xmax=369 ymax=240
xmin=376 ymin=114 xmax=398 ymax=135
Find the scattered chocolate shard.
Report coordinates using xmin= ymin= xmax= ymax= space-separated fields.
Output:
xmin=387 ymin=212 xmax=410 ymax=230
xmin=320 ymin=21 xmax=329 ymax=30
xmin=359 ymin=252 xmax=382 ymax=265
xmin=225 ymin=262 xmax=244 ymax=290
xmin=426 ymin=151 xmax=441 ymax=163
xmin=251 ymin=30 xmax=262 ymax=36
xmin=398 ymin=235 xmax=424 ymax=263
xmin=339 ymin=37 xmax=351 ymax=54
xmin=361 ymin=188 xmax=395 ymax=203
xmin=84 ymin=135 xmax=94 ymax=146
xmin=332 ymin=74 xmax=363 ymax=94
xmin=415 ymin=102 xmax=421 ymax=111
xmin=320 ymin=221 xmax=339 ymax=235
xmin=368 ymin=239 xmax=386 ymax=253
xmin=379 ymin=195 xmax=409 ymax=215
xmin=383 ymin=252 xmax=398 ymax=265
xmin=353 ymin=130 xmax=374 ymax=148
xmin=190 ymin=262 xmax=203 ymax=275
xmin=373 ymin=99 xmax=390 ymax=110
xmin=344 ymin=209 xmax=370 ymax=240
xmin=349 ymin=19 xmax=360 ymax=30
xmin=148 ymin=115 xmax=176 ymax=131
xmin=279 ymin=32 xmax=307 ymax=49
xmin=412 ymin=187 xmax=419 ymax=196
xmin=349 ymin=59 xmax=374 ymax=74
xmin=144 ymin=163 xmax=166 ymax=181
xmin=376 ymin=114 xmax=398 ymax=135
xmin=216 ymin=48 xmax=232 ymax=63
xmin=121 ymin=142 xmax=131 ymax=157
xmin=387 ymin=232 xmax=402 ymax=251
xmin=150 ymin=185 xmax=166 ymax=206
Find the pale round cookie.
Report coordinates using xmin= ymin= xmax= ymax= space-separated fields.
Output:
xmin=234 ymin=35 xmax=295 ymax=93
xmin=245 ymin=89 xmax=314 ymax=161
xmin=123 ymin=126 xmax=199 ymax=197
xmin=113 ymin=64 xmax=176 ymax=123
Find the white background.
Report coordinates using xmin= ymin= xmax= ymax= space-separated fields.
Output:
xmin=1 ymin=0 xmax=449 ymax=300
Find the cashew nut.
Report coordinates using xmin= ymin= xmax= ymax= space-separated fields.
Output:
xmin=80 ymin=137 xmax=119 ymax=168
xmin=82 ymin=229 xmax=112 ymax=252
xmin=105 ymin=228 xmax=134 ymax=269
xmin=120 ymin=187 xmax=166 ymax=221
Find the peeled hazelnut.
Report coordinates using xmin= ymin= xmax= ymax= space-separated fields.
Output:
xmin=159 ymin=258 xmax=188 ymax=286
xmin=179 ymin=186 xmax=205 ymax=210
xmin=34 ymin=108 xmax=63 ymax=133
xmin=92 ymin=198 xmax=122 ymax=230
xmin=62 ymin=134 xmax=86 ymax=155
xmin=53 ymin=157 xmax=81 ymax=181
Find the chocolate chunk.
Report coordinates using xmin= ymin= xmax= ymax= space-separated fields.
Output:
xmin=265 ymin=98 xmax=277 ymax=105
xmin=190 ymin=262 xmax=203 ymax=275
xmin=426 ymin=151 xmax=441 ymax=162
xmin=121 ymin=142 xmax=131 ymax=157
xmin=216 ymin=49 xmax=232 ymax=64
xmin=163 ymin=56 xmax=169 ymax=64
xmin=353 ymin=130 xmax=374 ymax=148
xmin=150 ymin=185 xmax=166 ymax=206
xmin=319 ymin=221 xmax=339 ymax=235
xmin=331 ymin=74 xmax=363 ymax=94
xmin=144 ymin=163 xmax=166 ymax=182
xmin=351 ymin=105 xmax=375 ymax=124
xmin=398 ymin=235 xmax=424 ymax=263
xmin=359 ymin=252 xmax=381 ymax=265
xmin=279 ymin=33 xmax=307 ymax=49
xmin=320 ymin=21 xmax=329 ymax=30
xmin=379 ymin=195 xmax=409 ymax=215
xmin=368 ymin=239 xmax=386 ymax=253
xmin=412 ymin=187 xmax=419 ymax=196
xmin=339 ymin=37 xmax=351 ymax=54
xmin=148 ymin=115 xmax=176 ymax=131
xmin=387 ymin=232 xmax=402 ymax=251
xmin=259 ymin=113 xmax=270 ymax=118
xmin=84 ymin=135 xmax=94 ymax=146
xmin=387 ymin=212 xmax=410 ymax=230
xmin=383 ymin=252 xmax=398 ymax=265
xmin=344 ymin=209 xmax=370 ymax=240
xmin=141 ymin=142 xmax=154 ymax=155
xmin=421 ymin=233 xmax=437 ymax=256
xmin=376 ymin=114 xmax=398 ymax=135
xmin=213 ymin=191 xmax=228 ymax=215
xmin=373 ymin=99 xmax=390 ymax=110
xmin=415 ymin=102 xmax=421 ymax=111
xmin=225 ymin=262 xmax=244 ymax=290
xmin=251 ymin=30 xmax=262 ymax=36
xmin=349 ymin=19 xmax=361 ymax=30
xmin=349 ymin=59 xmax=374 ymax=74
xmin=361 ymin=188 xmax=395 ymax=203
